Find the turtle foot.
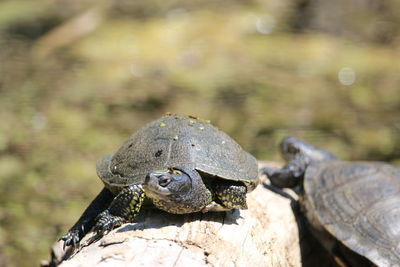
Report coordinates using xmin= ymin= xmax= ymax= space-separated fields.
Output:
xmin=60 ymin=228 xmax=82 ymax=249
xmin=214 ymin=181 xmax=248 ymax=210
xmin=92 ymin=209 xmax=125 ymax=235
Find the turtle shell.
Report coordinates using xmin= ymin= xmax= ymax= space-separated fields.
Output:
xmin=96 ymin=115 xmax=258 ymax=191
xmin=303 ymin=161 xmax=400 ymax=266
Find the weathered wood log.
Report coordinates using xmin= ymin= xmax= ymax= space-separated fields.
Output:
xmin=43 ymin=162 xmax=336 ymax=267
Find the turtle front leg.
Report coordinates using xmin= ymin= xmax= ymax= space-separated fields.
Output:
xmin=60 ymin=187 xmax=114 ymax=247
xmin=261 ymin=159 xmax=307 ymax=188
xmin=204 ymin=181 xmax=248 ymax=212
xmin=92 ymin=184 xmax=145 ymax=235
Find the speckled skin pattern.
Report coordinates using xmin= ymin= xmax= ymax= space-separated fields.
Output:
xmin=93 ymin=185 xmax=145 ymax=234
xmin=60 ymin=185 xmax=145 ymax=247
xmin=214 ymin=181 xmax=248 ymax=209
xmin=60 ymin=187 xmax=115 ymax=247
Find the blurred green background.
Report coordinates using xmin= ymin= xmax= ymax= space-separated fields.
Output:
xmin=0 ymin=0 xmax=399 ymax=266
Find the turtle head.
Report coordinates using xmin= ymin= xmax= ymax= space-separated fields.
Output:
xmin=144 ymin=167 xmax=212 ymax=214
xmin=262 ymin=137 xmax=339 ymax=188
xmin=280 ymin=136 xmax=338 ymax=163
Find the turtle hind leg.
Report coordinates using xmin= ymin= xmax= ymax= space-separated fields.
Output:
xmin=212 ymin=180 xmax=248 ymax=210
xmin=92 ymin=184 xmax=145 ymax=234
xmin=60 ymin=187 xmax=114 ymax=247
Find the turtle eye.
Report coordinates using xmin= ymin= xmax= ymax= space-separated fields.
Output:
xmin=287 ymin=144 xmax=299 ymax=154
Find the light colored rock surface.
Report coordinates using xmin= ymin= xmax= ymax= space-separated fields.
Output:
xmin=51 ymin=161 xmax=323 ymax=267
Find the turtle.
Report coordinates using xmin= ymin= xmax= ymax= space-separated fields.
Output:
xmin=61 ymin=115 xmax=259 ymax=247
xmin=261 ymin=136 xmax=400 ymax=267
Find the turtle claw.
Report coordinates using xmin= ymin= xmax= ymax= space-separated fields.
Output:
xmin=60 ymin=229 xmax=81 ymax=249
xmin=92 ymin=210 xmax=124 ymax=236
xmin=92 ymin=220 xmax=114 ymax=235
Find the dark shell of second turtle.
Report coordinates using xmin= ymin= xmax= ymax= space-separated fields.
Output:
xmin=303 ymin=161 xmax=400 ymax=266
xmin=96 ymin=115 xmax=258 ymax=191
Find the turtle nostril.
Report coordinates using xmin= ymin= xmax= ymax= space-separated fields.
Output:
xmin=158 ymin=176 xmax=172 ymax=187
